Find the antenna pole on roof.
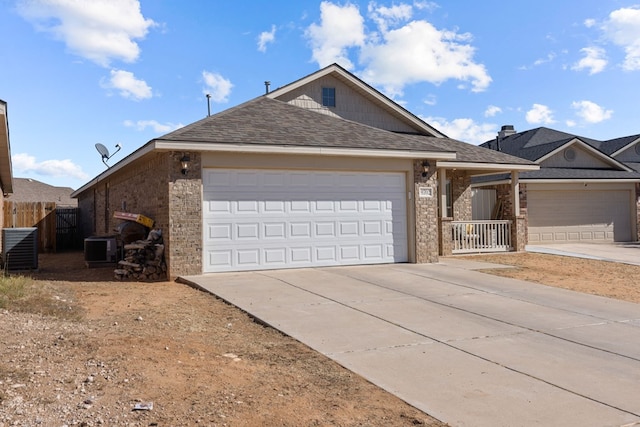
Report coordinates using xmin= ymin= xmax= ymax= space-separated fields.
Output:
xmin=206 ymin=94 xmax=211 ymax=117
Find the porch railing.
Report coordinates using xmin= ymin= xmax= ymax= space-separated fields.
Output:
xmin=451 ymin=220 xmax=512 ymax=254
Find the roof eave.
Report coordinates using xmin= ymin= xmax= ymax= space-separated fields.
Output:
xmin=436 ymin=161 xmax=539 ymax=172
xmin=153 ymin=140 xmax=456 ymax=160
xmin=71 ymin=140 xmax=457 ymax=198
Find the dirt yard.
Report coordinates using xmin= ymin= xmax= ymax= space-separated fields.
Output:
xmin=1 ymin=251 xmax=639 ymax=426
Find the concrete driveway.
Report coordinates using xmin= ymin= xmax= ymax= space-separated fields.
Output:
xmin=181 ymin=260 xmax=640 ymax=427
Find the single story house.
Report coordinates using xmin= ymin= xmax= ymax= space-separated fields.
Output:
xmin=476 ymin=126 xmax=640 ymax=244
xmin=0 ymin=99 xmax=14 ymax=248
xmin=6 ymin=178 xmax=76 ymax=207
xmin=72 ymin=64 xmax=537 ymax=277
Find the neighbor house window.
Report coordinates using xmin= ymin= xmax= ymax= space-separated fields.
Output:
xmin=322 ymin=87 xmax=336 ymax=107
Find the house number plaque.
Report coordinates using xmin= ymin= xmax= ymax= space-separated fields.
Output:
xmin=418 ymin=187 xmax=433 ymax=198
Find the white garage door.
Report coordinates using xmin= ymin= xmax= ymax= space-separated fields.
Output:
xmin=528 ymin=189 xmax=632 ymax=243
xmin=203 ymin=169 xmax=408 ymax=272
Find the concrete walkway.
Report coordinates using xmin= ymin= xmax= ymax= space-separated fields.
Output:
xmin=181 ymin=261 xmax=640 ymax=427
xmin=527 ymin=242 xmax=640 ymax=266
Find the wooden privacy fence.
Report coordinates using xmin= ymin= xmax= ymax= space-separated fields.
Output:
xmin=2 ymin=201 xmax=81 ymax=252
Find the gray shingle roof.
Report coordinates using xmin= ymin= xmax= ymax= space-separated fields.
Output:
xmin=158 ymin=97 xmax=535 ymax=166
xmin=591 ymin=134 xmax=640 ymax=155
xmin=6 ymin=178 xmax=77 ymax=206
xmin=159 ymin=97 xmax=452 ymax=153
xmin=403 ymin=134 xmax=535 ymax=165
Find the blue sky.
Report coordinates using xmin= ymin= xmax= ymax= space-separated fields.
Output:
xmin=1 ymin=0 xmax=640 ymax=189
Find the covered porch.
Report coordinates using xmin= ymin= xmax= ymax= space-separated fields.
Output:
xmin=436 ymin=162 xmax=537 ymax=256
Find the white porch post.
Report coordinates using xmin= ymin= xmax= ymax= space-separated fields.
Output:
xmin=439 ymin=168 xmax=447 ymax=217
xmin=511 ymin=170 xmax=520 ymax=215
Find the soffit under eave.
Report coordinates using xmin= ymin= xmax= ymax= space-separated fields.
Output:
xmin=436 ymin=161 xmax=539 ymax=176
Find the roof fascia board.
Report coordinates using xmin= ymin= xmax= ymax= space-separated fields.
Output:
xmin=436 ymin=161 xmax=539 ymax=171
xmin=71 ymin=142 xmax=156 ymax=198
xmin=266 ymin=64 xmax=445 ymax=138
xmin=471 ymin=177 xmax=640 ymax=187
xmin=538 ymin=138 xmax=632 ymax=171
xmin=153 ymin=141 xmax=457 ymax=160
xmin=611 ymin=136 xmax=640 ymax=157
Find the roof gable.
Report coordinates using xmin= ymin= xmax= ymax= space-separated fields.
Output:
xmin=159 ymin=96 xmax=453 ymax=154
xmin=266 ymin=63 xmax=445 ymax=138
xmin=482 ymin=127 xmax=630 ymax=171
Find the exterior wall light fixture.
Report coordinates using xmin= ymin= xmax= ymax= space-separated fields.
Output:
xmin=180 ymin=155 xmax=190 ymax=175
xmin=422 ymin=160 xmax=430 ymax=177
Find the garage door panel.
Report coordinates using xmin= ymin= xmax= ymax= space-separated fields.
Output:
xmin=528 ymin=189 xmax=631 ymax=243
xmin=203 ymin=169 xmax=408 ymax=272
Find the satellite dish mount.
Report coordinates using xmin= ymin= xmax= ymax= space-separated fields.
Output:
xmin=95 ymin=143 xmax=122 ymax=168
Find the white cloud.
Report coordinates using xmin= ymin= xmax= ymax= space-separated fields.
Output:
xmin=368 ymin=2 xmax=413 ymax=33
xmin=257 ymin=25 xmax=276 ymax=52
xmin=484 ymin=105 xmax=502 ymax=117
xmin=572 ymin=46 xmax=607 ymax=74
xmin=202 ymin=71 xmax=233 ymax=103
xmin=571 ymin=100 xmax=613 ymax=123
xmin=101 ymin=69 xmax=152 ymax=100
xmin=525 ymin=104 xmax=555 ymax=124
xmin=423 ymin=94 xmax=437 ymax=106
xmin=602 ymin=7 xmax=640 ymax=71
xmin=17 ymin=0 xmax=155 ymax=67
xmin=584 ymin=18 xmax=596 ymax=28
xmin=12 ymin=153 xmax=89 ymax=181
xmin=533 ymin=52 xmax=556 ymax=66
xmin=305 ymin=2 xmax=491 ymax=96
xmin=423 ymin=116 xmax=496 ymax=145
xmin=566 ymin=120 xmax=577 ymax=127
xmin=123 ymin=119 xmax=184 ymax=133
xmin=359 ymin=20 xmax=491 ymax=96
xmin=305 ymin=1 xmax=365 ymax=69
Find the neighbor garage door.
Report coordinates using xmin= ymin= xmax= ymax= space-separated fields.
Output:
xmin=527 ymin=189 xmax=632 ymax=243
xmin=203 ymin=169 xmax=408 ymax=272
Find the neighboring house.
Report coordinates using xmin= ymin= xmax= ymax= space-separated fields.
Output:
xmin=71 ymin=64 xmax=537 ymax=277
xmin=0 ymin=99 xmax=14 ymax=249
xmin=477 ymin=126 xmax=640 ymax=244
xmin=6 ymin=178 xmax=76 ymax=207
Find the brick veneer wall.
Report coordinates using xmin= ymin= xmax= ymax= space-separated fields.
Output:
xmin=167 ymin=152 xmax=202 ymax=277
xmin=450 ymin=170 xmax=472 ymax=221
xmin=76 ymin=151 xmax=203 ymax=278
xmin=414 ymin=160 xmax=439 ymax=263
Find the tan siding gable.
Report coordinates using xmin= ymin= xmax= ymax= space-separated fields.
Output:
xmin=273 ymin=75 xmax=420 ymax=133
xmin=540 ymin=145 xmax=613 ymax=169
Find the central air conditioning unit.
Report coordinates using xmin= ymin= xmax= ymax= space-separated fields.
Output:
xmin=2 ymin=227 xmax=38 ymax=271
xmin=84 ymin=236 xmax=118 ymax=266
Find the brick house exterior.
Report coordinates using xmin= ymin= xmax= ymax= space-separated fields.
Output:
xmin=72 ymin=65 xmax=536 ymax=277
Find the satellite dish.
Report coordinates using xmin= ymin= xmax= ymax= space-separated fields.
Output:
xmin=95 ymin=143 xmax=122 ymax=168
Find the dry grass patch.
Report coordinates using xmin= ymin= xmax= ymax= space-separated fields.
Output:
xmin=460 ymin=252 xmax=640 ymax=303
xmin=0 ymin=274 xmax=83 ymax=320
